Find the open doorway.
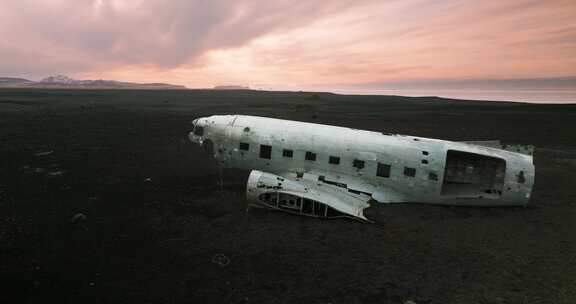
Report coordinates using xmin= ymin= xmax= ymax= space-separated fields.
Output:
xmin=441 ymin=150 xmax=506 ymax=199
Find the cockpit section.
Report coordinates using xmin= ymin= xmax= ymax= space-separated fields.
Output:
xmin=189 ymin=118 xmax=206 ymax=143
xmin=189 ymin=116 xmax=235 ymax=159
xmin=193 ymin=124 xmax=204 ymax=136
xmin=189 ymin=118 xmax=211 ymax=154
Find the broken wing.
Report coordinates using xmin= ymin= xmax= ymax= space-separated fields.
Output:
xmin=246 ymin=170 xmax=371 ymax=220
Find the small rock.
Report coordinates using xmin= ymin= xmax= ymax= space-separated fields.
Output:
xmin=71 ymin=213 xmax=87 ymax=222
xmin=47 ymin=170 xmax=65 ymax=177
xmin=35 ymin=150 xmax=54 ymax=156
xmin=211 ymin=253 xmax=230 ymax=267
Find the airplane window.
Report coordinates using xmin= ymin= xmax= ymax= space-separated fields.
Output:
xmin=404 ymin=167 xmax=416 ymax=177
xmin=377 ymin=163 xmax=391 ymax=178
xmin=314 ymin=202 xmax=326 ymax=216
xmin=422 ymin=151 xmax=429 ymax=156
xmin=239 ymin=142 xmax=249 ymax=151
xmin=353 ymin=159 xmax=365 ymax=169
xmin=305 ymin=151 xmax=316 ymax=161
xmin=302 ymin=199 xmax=313 ymax=214
xmin=329 ymin=156 xmax=340 ymax=164
xmin=283 ymin=149 xmax=293 ymax=158
xmin=260 ymin=144 xmax=272 ymax=159
xmin=517 ymin=171 xmax=525 ymax=184
xmin=193 ymin=126 xmax=204 ymax=136
xmin=421 ymin=159 xmax=429 ymax=164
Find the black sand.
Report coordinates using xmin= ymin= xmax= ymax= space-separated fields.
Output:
xmin=1 ymin=89 xmax=575 ymax=303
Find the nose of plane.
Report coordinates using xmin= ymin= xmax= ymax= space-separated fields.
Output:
xmin=188 ymin=130 xmax=197 ymax=143
xmin=189 ymin=118 xmax=202 ymax=144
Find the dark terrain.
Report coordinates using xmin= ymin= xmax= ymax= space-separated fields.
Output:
xmin=1 ymin=89 xmax=575 ymax=304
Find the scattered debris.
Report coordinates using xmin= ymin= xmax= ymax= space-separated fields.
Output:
xmin=34 ymin=168 xmax=45 ymax=174
xmin=144 ymin=177 xmax=153 ymax=183
xmin=71 ymin=213 xmax=87 ymax=222
xmin=35 ymin=150 xmax=54 ymax=156
xmin=47 ymin=170 xmax=65 ymax=177
xmin=211 ymin=253 xmax=230 ymax=267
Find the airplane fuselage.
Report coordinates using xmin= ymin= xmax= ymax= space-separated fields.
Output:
xmin=189 ymin=115 xmax=534 ymax=207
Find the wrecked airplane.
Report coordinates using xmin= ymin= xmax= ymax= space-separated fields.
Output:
xmin=189 ymin=115 xmax=535 ymax=221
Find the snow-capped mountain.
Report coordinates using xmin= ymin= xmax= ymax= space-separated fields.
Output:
xmin=0 ymin=77 xmax=34 ymax=85
xmin=40 ymin=75 xmax=78 ymax=84
xmin=0 ymin=75 xmax=187 ymax=89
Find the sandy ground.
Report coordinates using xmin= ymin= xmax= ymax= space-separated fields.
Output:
xmin=1 ymin=89 xmax=575 ymax=303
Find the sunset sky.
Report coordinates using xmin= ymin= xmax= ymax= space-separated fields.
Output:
xmin=1 ymin=0 xmax=575 ymax=101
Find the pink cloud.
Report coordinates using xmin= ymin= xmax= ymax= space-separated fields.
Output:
xmin=0 ymin=0 xmax=365 ymax=73
xmin=0 ymin=0 xmax=574 ymax=98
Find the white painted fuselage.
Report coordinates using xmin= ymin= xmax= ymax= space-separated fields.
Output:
xmin=189 ymin=115 xmax=534 ymax=208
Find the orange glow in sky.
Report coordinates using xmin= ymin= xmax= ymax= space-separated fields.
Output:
xmin=1 ymin=0 xmax=575 ymax=101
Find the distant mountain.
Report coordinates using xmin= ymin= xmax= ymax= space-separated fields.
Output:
xmin=40 ymin=75 xmax=77 ymax=84
xmin=0 ymin=77 xmax=34 ymax=85
xmin=0 ymin=75 xmax=187 ymax=90
xmin=213 ymin=85 xmax=251 ymax=90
